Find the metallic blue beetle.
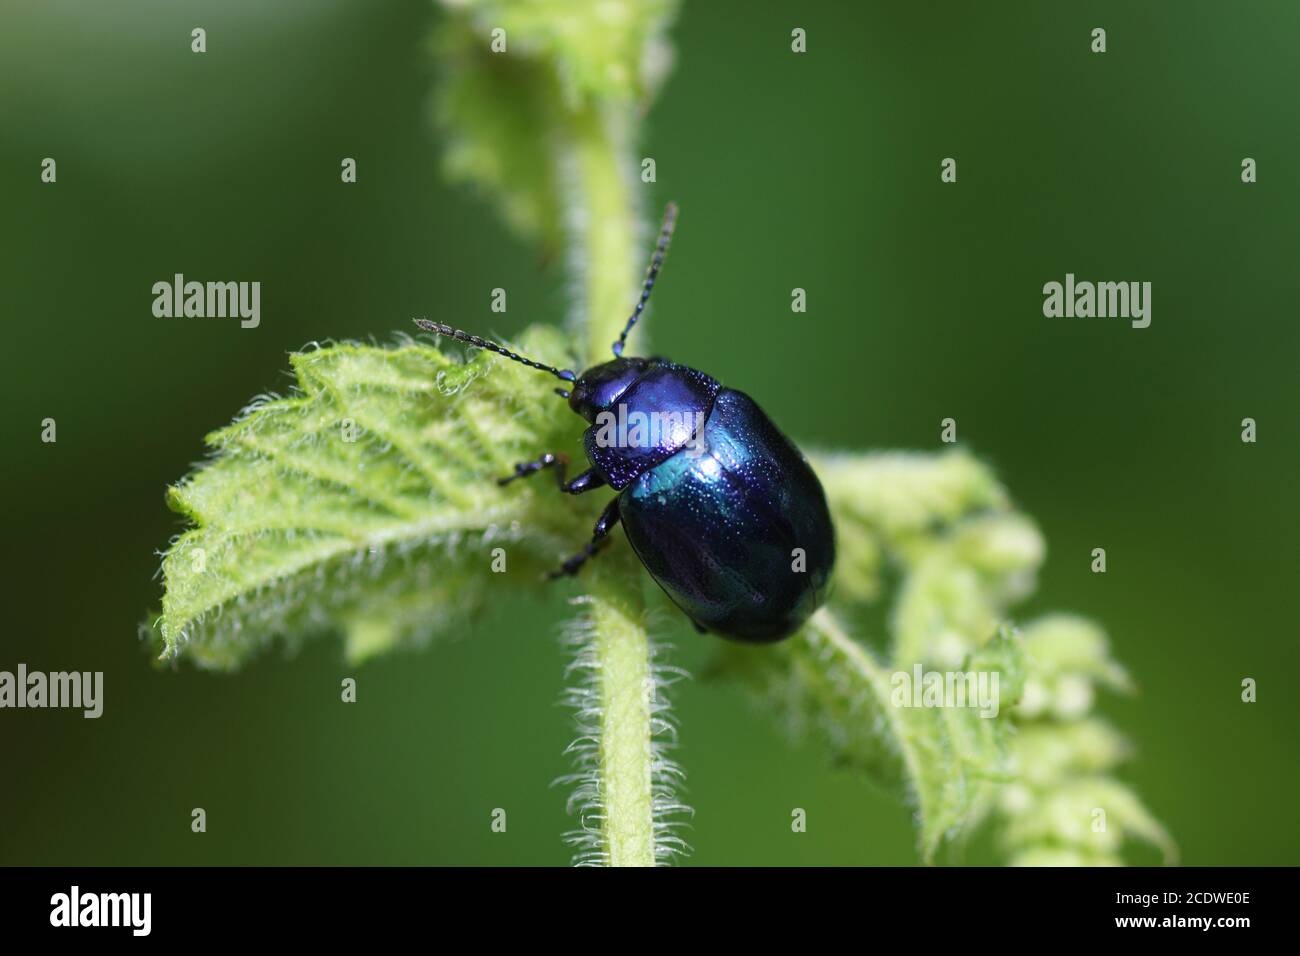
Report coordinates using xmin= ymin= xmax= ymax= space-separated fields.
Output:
xmin=415 ymin=204 xmax=834 ymax=642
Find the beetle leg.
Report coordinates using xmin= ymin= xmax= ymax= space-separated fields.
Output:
xmin=560 ymin=468 xmax=606 ymax=495
xmin=498 ymin=451 xmax=568 ymax=489
xmin=498 ymin=452 xmax=606 ymax=495
xmin=547 ymin=497 xmax=621 ymax=580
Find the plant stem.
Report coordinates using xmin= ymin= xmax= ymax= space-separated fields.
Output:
xmin=564 ymin=98 xmax=656 ymax=867
xmin=567 ymin=101 xmax=639 ymax=361
xmin=587 ymin=554 xmax=655 ymax=867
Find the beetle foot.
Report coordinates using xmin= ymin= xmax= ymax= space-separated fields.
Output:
xmin=498 ymin=451 xmax=568 ymax=487
xmin=545 ymin=537 xmax=610 ymax=580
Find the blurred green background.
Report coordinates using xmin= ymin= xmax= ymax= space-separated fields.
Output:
xmin=2 ymin=0 xmax=1296 ymax=865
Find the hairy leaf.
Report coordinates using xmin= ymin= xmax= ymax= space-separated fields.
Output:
xmin=442 ymin=0 xmax=679 ymax=103
xmin=720 ymin=609 xmax=1021 ymax=860
xmin=996 ymin=616 xmax=1177 ymax=865
xmin=432 ymin=0 xmax=679 ymax=252
xmin=716 ymin=450 xmax=1173 ymax=864
xmin=152 ymin=325 xmax=589 ymax=670
xmin=433 ymin=17 xmax=566 ymax=249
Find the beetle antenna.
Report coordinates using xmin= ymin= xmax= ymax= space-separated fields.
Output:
xmin=413 ymin=319 xmax=577 ymax=382
xmin=611 ymin=201 xmax=679 ymax=357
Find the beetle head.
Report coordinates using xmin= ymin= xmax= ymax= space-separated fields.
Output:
xmin=567 ymin=357 xmax=653 ymax=422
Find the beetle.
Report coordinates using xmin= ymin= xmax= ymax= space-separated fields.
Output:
xmin=414 ymin=203 xmax=834 ymax=642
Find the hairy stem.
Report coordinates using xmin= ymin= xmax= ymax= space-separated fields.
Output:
xmin=563 ymin=98 xmax=657 ymax=866
xmin=586 ymin=554 xmax=655 ymax=866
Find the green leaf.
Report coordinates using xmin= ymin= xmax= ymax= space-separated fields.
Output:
xmin=716 ymin=450 xmax=1173 ymax=864
xmin=441 ymin=0 xmax=679 ymax=103
xmin=152 ymin=325 xmax=590 ymax=670
xmin=995 ymin=616 xmax=1177 ymax=865
xmin=720 ymin=610 xmax=1021 ymax=862
xmin=432 ymin=0 xmax=680 ymax=252
xmin=433 ymin=17 xmax=566 ymax=249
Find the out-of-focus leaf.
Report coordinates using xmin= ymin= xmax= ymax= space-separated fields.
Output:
xmin=716 ymin=449 xmax=1173 ymax=864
